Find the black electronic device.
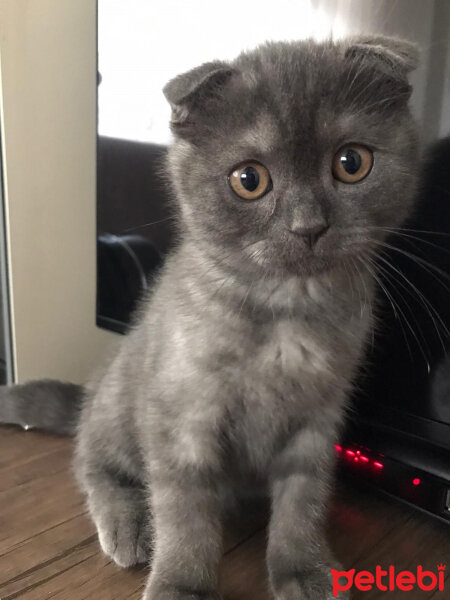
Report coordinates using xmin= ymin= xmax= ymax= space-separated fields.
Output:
xmin=341 ymin=137 xmax=450 ymax=521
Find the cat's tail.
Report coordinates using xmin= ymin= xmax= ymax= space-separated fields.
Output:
xmin=0 ymin=379 xmax=84 ymax=436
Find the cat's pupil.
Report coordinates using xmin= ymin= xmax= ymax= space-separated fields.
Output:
xmin=240 ymin=166 xmax=260 ymax=191
xmin=340 ymin=149 xmax=362 ymax=174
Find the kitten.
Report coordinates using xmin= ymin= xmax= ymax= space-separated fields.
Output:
xmin=0 ymin=36 xmax=419 ymax=600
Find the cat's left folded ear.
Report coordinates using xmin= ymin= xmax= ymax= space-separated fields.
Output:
xmin=345 ymin=35 xmax=419 ymax=77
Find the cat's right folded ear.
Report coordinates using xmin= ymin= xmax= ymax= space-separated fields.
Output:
xmin=163 ymin=61 xmax=237 ymax=134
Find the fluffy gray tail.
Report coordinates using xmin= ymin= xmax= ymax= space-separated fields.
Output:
xmin=0 ymin=379 xmax=84 ymax=436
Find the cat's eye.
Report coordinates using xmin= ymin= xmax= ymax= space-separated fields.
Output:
xmin=228 ymin=162 xmax=272 ymax=200
xmin=332 ymin=145 xmax=373 ymax=183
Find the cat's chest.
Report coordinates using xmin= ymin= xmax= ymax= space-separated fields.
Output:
xmin=228 ymin=313 xmax=365 ymax=472
xmin=256 ymin=319 xmax=332 ymax=377
xmin=242 ymin=274 xmax=366 ymax=379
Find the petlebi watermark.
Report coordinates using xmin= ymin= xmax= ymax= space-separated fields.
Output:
xmin=331 ymin=564 xmax=446 ymax=596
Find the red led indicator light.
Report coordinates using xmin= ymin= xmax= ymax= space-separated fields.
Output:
xmin=412 ymin=478 xmax=421 ymax=486
xmin=337 ymin=446 xmax=386 ymax=471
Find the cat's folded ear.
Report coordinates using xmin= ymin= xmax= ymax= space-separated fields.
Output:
xmin=343 ymin=36 xmax=419 ymax=108
xmin=345 ymin=36 xmax=419 ymax=77
xmin=163 ymin=61 xmax=238 ymax=134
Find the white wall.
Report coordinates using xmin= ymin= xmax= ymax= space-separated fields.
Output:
xmin=0 ymin=0 xmax=119 ymax=384
xmin=425 ymin=0 xmax=450 ymax=139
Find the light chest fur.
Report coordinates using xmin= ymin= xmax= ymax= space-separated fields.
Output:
xmin=157 ymin=272 xmax=372 ymax=477
xmin=228 ymin=301 xmax=370 ymax=473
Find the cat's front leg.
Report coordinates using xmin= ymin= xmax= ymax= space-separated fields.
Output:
xmin=143 ymin=465 xmax=223 ymax=600
xmin=267 ymin=426 xmax=348 ymax=600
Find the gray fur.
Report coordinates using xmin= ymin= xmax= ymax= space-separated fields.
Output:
xmin=0 ymin=380 xmax=82 ymax=435
xmin=1 ymin=37 xmax=420 ymax=599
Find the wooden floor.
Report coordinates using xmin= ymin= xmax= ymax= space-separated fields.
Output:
xmin=0 ymin=427 xmax=449 ymax=599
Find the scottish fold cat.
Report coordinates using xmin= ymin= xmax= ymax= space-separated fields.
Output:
xmin=0 ymin=36 xmax=419 ymax=600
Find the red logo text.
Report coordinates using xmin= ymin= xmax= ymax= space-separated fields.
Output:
xmin=331 ymin=564 xmax=446 ymax=596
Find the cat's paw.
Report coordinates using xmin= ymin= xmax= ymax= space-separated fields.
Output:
xmin=143 ymin=580 xmax=221 ymax=600
xmin=95 ymin=502 xmax=150 ymax=568
xmin=274 ymin=565 xmax=349 ymax=600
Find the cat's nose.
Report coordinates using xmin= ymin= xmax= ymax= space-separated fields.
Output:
xmin=289 ymin=223 xmax=329 ymax=249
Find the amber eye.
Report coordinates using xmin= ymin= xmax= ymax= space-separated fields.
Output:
xmin=332 ymin=145 xmax=373 ymax=183
xmin=228 ymin=161 xmax=272 ymax=200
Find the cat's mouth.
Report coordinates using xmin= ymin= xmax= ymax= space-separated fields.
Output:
xmin=283 ymin=253 xmax=336 ymax=277
xmin=243 ymin=236 xmax=338 ymax=277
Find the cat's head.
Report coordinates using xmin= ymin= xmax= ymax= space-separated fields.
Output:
xmin=164 ymin=36 xmax=420 ymax=277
